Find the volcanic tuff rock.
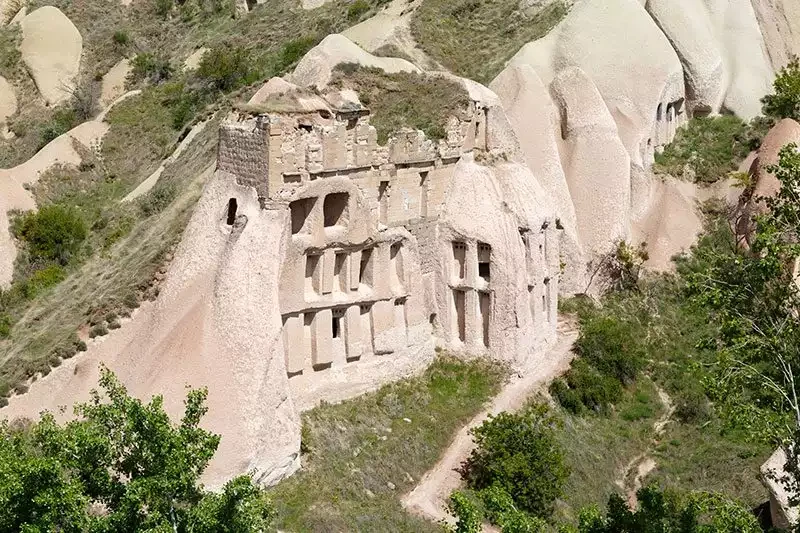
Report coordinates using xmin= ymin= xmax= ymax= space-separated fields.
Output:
xmin=20 ymin=7 xmax=82 ymax=106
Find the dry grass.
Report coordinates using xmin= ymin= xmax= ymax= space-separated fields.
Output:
xmin=330 ymin=65 xmax=471 ymax=144
xmin=411 ymin=0 xmax=568 ymax=84
xmin=270 ymin=355 xmax=506 ymax=532
xmin=0 ymin=114 xmax=220 ymax=397
xmin=553 ymin=378 xmax=663 ymax=524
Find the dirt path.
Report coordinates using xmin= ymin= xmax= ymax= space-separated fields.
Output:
xmin=402 ymin=321 xmax=579 ymax=526
xmin=616 ymin=386 xmax=675 ymax=507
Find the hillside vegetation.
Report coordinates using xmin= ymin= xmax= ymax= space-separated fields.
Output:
xmin=411 ymin=0 xmax=568 ymax=83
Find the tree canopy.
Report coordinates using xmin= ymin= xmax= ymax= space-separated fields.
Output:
xmin=0 ymin=367 xmax=274 ymax=532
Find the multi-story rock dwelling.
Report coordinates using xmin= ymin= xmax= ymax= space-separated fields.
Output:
xmin=216 ymin=87 xmax=562 ymax=411
xmin=2 ymin=80 xmax=564 ymax=488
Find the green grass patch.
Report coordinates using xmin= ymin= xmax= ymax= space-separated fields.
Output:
xmin=330 ymin=65 xmax=471 ymax=144
xmin=554 ymin=378 xmax=663 ymax=524
xmin=270 ymin=356 xmax=506 ymax=531
xmin=411 ymin=0 xmax=568 ymax=84
xmin=0 ymin=115 xmax=220 ymax=397
xmin=653 ymin=116 xmax=766 ymax=183
xmin=649 ymin=421 xmax=770 ymax=508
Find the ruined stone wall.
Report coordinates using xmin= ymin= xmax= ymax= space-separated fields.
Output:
xmin=216 ymin=99 xmax=561 ymax=406
xmin=217 ymin=115 xmax=271 ymax=198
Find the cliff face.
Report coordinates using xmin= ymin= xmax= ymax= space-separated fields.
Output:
xmin=2 ymin=0 xmax=797 ymax=489
xmin=488 ymin=0 xmax=798 ymax=291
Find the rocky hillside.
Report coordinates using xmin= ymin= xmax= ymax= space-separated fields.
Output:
xmin=0 ymin=0 xmax=798 ymax=503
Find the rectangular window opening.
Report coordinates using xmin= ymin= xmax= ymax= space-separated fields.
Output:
xmin=332 ymin=308 xmax=345 ymax=339
xmin=478 ymin=242 xmax=491 ymax=282
xmin=453 ymin=242 xmax=466 ymax=280
xmin=334 ymin=252 xmax=347 ymax=293
xmin=359 ymin=247 xmax=374 ymax=288
xmin=479 ymin=292 xmax=490 ymax=348
xmin=453 ymin=289 xmax=466 ymax=343
xmin=290 ymin=197 xmax=316 ymax=235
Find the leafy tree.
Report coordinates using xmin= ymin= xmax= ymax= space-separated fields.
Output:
xmin=196 ymin=46 xmax=253 ymax=92
xmin=762 ymin=56 xmax=800 ymax=121
xmin=447 ymin=491 xmax=482 ymax=533
xmin=13 ymin=205 xmax=87 ymax=266
xmin=684 ymin=143 xmax=800 ymax=513
xmin=461 ymin=403 xmax=568 ymax=518
xmin=0 ymin=367 xmax=275 ymax=531
xmin=573 ymin=486 xmax=760 ymax=533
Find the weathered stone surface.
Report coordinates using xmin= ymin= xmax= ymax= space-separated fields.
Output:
xmin=0 ymin=75 xmax=17 ymax=124
xmin=761 ymin=447 xmax=800 ymax=529
xmin=645 ymin=0 xmax=773 ymax=119
xmin=100 ymin=58 xmax=131 ymax=108
xmin=288 ymin=34 xmax=419 ymax=89
xmin=550 ymin=66 xmax=631 ymax=259
xmin=20 ymin=7 xmax=82 ymax=106
xmin=490 ymin=65 xmax=586 ymax=293
xmin=509 ymin=0 xmax=685 ymax=167
xmin=735 ymin=118 xmax=800 ymax=243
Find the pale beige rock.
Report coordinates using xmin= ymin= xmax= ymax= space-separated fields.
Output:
xmin=342 ymin=0 xmax=439 ymax=70
xmin=288 ymin=34 xmax=420 ymax=89
xmin=0 ymin=75 xmax=17 ymax=124
xmin=550 ymin=66 xmax=631 ymax=260
xmin=645 ymin=0 xmax=773 ymax=119
xmin=4 ymin=68 xmax=564 ymax=488
xmin=20 ymin=7 xmax=82 ymax=106
xmin=509 ymin=0 xmax=686 ymax=168
xmin=0 ymin=120 xmax=108 ymax=286
xmin=183 ymin=47 xmax=208 ymax=71
xmin=100 ymin=59 xmax=131 ymax=108
xmin=3 ymin=167 xmax=302 ymax=489
xmin=631 ymin=176 xmax=704 ymax=271
xmin=761 ymin=447 xmax=799 ymax=529
xmin=490 ymin=65 xmax=586 ymax=293
xmin=248 ymin=76 xmax=299 ymax=105
xmin=735 ymin=118 xmax=800 ymax=243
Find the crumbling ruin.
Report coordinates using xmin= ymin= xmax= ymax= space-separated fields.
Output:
xmin=217 ymin=87 xmax=561 ymax=409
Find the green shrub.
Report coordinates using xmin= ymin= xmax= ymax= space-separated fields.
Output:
xmin=330 ymin=65 xmax=470 ymax=144
xmin=674 ymin=385 xmax=711 ymax=424
xmin=75 ymin=340 xmax=88 ymax=352
xmin=14 ymin=206 xmax=87 ymax=266
xmin=39 ymin=107 xmax=78 ymax=148
xmin=0 ymin=314 xmax=10 ymax=338
xmin=762 ymin=56 xmax=800 ymax=121
xmin=347 ymin=0 xmax=370 ymax=20
xmin=154 ymin=0 xmax=174 ymax=18
xmin=138 ymin=181 xmax=177 ymax=217
xmin=447 ymin=491 xmax=482 ymax=533
xmin=550 ymin=359 xmax=623 ymax=415
xmin=89 ymin=324 xmax=108 ymax=338
xmin=113 ymin=30 xmax=130 ymax=46
xmin=620 ymin=390 xmax=657 ymax=421
xmin=130 ymin=53 xmax=174 ymax=84
xmin=576 ymin=314 xmax=646 ymax=385
xmin=462 ymin=403 xmax=568 ymax=518
xmin=123 ymin=293 xmax=140 ymax=309
xmin=654 ymin=116 xmax=753 ymax=183
xmin=275 ymin=36 xmax=319 ymax=73
xmin=478 ymin=484 xmax=547 ymax=532
xmin=21 ymin=265 xmax=67 ymax=299
xmin=196 ymin=45 xmax=253 ymax=92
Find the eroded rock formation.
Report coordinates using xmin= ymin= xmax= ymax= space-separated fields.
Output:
xmin=20 ymin=7 xmax=82 ymax=106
